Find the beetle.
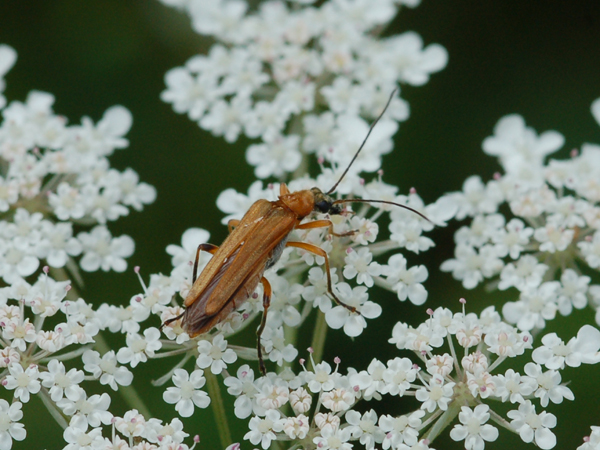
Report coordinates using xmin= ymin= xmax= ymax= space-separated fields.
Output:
xmin=164 ymin=91 xmax=430 ymax=375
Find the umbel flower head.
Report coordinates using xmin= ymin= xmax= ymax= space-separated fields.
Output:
xmin=0 ymin=45 xmax=155 ymax=285
xmin=441 ymin=99 xmax=600 ymax=331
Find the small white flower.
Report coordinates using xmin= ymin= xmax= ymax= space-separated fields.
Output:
xmin=384 ymin=253 xmax=428 ymax=305
xmin=114 ymin=409 xmax=145 ymax=438
xmin=312 ymin=425 xmax=352 ymax=450
xmin=163 ymin=369 xmax=210 ymax=417
xmin=415 ymin=374 xmax=454 ymax=412
xmin=59 ymin=389 xmax=113 ymax=430
xmin=382 ymin=357 xmax=417 ymax=396
xmin=305 ymin=361 xmax=338 ymax=393
xmin=325 ymin=283 xmax=381 ymax=337
xmin=450 ymin=404 xmax=499 ymax=450
xmin=379 ymin=410 xmax=425 ymax=448
xmin=3 ymin=363 xmax=41 ymax=403
xmin=523 ymin=362 xmax=574 ymax=407
xmin=507 ymin=400 xmax=557 ymax=449
xmin=82 ymin=350 xmax=133 ymax=390
xmin=493 ymin=368 xmax=535 ymax=404
xmin=223 ymin=364 xmax=258 ymax=419
xmin=281 ymin=414 xmax=309 ymax=439
xmin=345 ymin=409 xmax=383 ymax=450
xmin=196 ymin=334 xmax=237 ymax=374
xmin=244 ymin=409 xmax=282 ymax=449
xmin=321 ymin=388 xmax=355 ymax=412
xmin=343 ymin=247 xmax=382 ymax=287
xmin=39 ymin=359 xmax=84 ymax=402
xmin=116 ymin=327 xmax=162 ymax=367
xmin=63 ymin=420 xmax=107 ymax=450
xmin=0 ymin=399 xmax=26 ymax=450
xmin=289 ymin=387 xmax=312 ymax=415
xmin=77 ymin=226 xmax=134 ymax=272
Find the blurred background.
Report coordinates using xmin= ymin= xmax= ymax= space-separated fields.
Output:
xmin=1 ymin=1 xmax=600 ymax=448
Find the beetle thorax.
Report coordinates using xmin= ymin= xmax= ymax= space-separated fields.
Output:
xmin=279 ymin=189 xmax=315 ymax=218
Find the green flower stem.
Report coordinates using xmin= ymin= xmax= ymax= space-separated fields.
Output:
xmin=310 ymin=311 xmax=328 ymax=364
xmin=39 ymin=387 xmax=69 ymax=430
xmin=422 ymin=401 xmax=461 ymax=443
xmin=206 ymin=371 xmax=232 ymax=448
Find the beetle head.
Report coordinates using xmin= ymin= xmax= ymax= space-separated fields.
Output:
xmin=311 ymin=187 xmax=343 ymax=215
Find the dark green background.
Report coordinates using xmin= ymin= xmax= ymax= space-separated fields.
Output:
xmin=1 ymin=1 xmax=600 ymax=449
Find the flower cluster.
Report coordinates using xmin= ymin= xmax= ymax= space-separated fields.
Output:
xmin=160 ymin=0 xmax=447 ymax=181
xmin=62 ymin=409 xmax=198 ymax=450
xmin=441 ymin=102 xmax=600 ymax=331
xmin=217 ymin=302 xmax=600 ymax=450
xmin=0 ymin=45 xmax=155 ymax=285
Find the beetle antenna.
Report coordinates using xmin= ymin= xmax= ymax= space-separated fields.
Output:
xmin=333 ymin=198 xmax=432 ymax=223
xmin=326 ymin=89 xmax=398 ymax=195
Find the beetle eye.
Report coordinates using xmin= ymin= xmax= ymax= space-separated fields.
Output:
xmin=315 ymin=200 xmax=330 ymax=213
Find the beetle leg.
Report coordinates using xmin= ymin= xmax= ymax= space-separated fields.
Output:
xmin=296 ymin=219 xmax=355 ymax=237
xmin=161 ymin=312 xmax=184 ymax=329
xmin=162 ymin=243 xmax=219 ymax=331
xmin=256 ymin=276 xmax=272 ymax=376
xmin=285 ymin=241 xmax=357 ymax=314
xmin=193 ymin=243 xmax=219 ymax=282
xmin=227 ymin=219 xmax=240 ymax=233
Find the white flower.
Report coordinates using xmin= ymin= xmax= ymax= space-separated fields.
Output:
xmin=502 ymin=282 xmax=559 ymax=331
xmin=280 ymin=414 xmax=309 ymax=439
xmin=450 ymin=405 xmax=499 ymax=450
xmin=483 ymin=114 xmax=564 ymax=172
xmin=312 ymin=425 xmax=352 ymax=450
xmin=325 ymin=283 xmax=381 ymax=337
xmin=384 ymin=253 xmax=428 ymax=305
xmin=507 ymin=400 xmax=557 ymax=449
xmin=246 ymin=133 xmax=301 ymax=179
xmin=415 ymin=374 xmax=454 ymax=412
xmin=116 ymin=327 xmax=162 ymax=367
xmin=82 ymin=350 xmax=133 ymax=391
xmin=379 ymin=410 xmax=424 ymax=448
xmin=289 ymin=387 xmax=312 ymax=415
xmin=533 ymin=224 xmax=574 ymax=253
xmin=305 ymin=361 xmax=338 ymax=393
xmin=163 ymin=369 xmax=210 ymax=417
xmin=57 ymin=388 xmax=113 ymax=429
xmin=343 ymin=247 xmax=382 ymax=288
xmin=63 ymin=420 xmax=107 ymax=450
xmin=578 ymin=231 xmax=600 ymax=268
xmin=382 ymin=357 xmax=417 ymax=396
xmin=0 ymin=239 xmax=39 ymax=284
xmin=114 ymin=409 xmax=145 ymax=438
xmin=492 ymin=218 xmax=533 ymax=258
xmin=39 ymin=359 xmax=84 ymax=402
xmin=244 ymin=409 xmax=282 ymax=449
xmin=49 ymin=183 xmax=86 ymax=221
xmin=321 ymin=388 xmax=355 ymax=412
xmin=0 ymin=400 xmax=25 ymax=450
xmin=196 ymin=334 xmax=237 ymax=374
xmin=556 ymin=269 xmax=590 ymax=315
xmin=223 ymin=364 xmax=258 ymax=419
xmin=493 ymin=368 xmax=535 ymax=404
xmin=255 ymin=379 xmax=289 ymax=410
xmin=440 ymin=244 xmax=503 ymax=289
xmin=345 ymin=409 xmax=382 ymax=450
xmin=77 ymin=226 xmax=134 ymax=272
xmin=523 ymin=363 xmax=574 ymax=407
xmin=3 ymin=363 xmax=40 ymax=403
xmin=497 ymin=255 xmax=548 ymax=291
